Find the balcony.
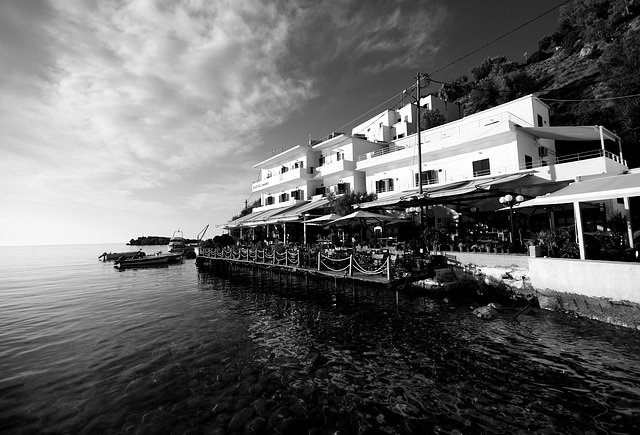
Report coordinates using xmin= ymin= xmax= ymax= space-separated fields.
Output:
xmin=356 ymin=111 xmax=531 ymax=166
xmin=252 ymin=167 xmax=313 ymax=192
xmin=424 ymin=149 xmax=627 ymax=185
xmin=316 ymin=158 xmax=356 ymax=177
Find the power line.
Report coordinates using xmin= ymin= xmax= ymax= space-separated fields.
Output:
xmin=317 ymin=1 xmax=572 ymax=147
xmin=539 ymin=94 xmax=640 ymax=102
xmin=428 ymin=0 xmax=572 ymax=76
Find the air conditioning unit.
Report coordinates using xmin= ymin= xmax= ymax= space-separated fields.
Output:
xmin=538 ymin=147 xmax=549 ymax=157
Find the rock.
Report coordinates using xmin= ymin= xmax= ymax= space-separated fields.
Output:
xmin=473 ymin=306 xmax=498 ymax=320
xmin=227 ymin=408 xmax=256 ymax=433
xmin=537 ymin=293 xmax=562 ymax=311
xmin=242 ymin=416 xmax=266 ymax=435
xmin=487 ymin=302 xmax=502 ymax=312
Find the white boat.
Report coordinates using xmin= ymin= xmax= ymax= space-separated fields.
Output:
xmin=114 ymin=251 xmax=184 ymax=268
xmin=168 ymin=229 xmax=187 ymax=253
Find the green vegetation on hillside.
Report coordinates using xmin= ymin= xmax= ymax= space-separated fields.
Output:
xmin=440 ymin=0 xmax=640 ymax=165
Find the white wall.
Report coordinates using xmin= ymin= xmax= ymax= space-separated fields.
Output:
xmin=530 ymin=257 xmax=640 ymax=304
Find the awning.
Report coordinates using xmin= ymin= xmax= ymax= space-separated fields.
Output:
xmin=220 ymin=209 xmax=272 ymax=229
xmin=358 ymin=189 xmax=419 ymax=209
xmin=263 ymin=198 xmax=331 ymax=224
xmin=242 ymin=205 xmax=299 ymax=227
xmin=517 ymin=125 xmax=620 ymax=142
xmin=516 ymin=172 xmax=640 ymax=208
xmin=361 ymin=172 xmax=568 ymax=212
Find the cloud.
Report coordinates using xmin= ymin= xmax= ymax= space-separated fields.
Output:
xmin=0 ymin=0 xmax=450 ymax=244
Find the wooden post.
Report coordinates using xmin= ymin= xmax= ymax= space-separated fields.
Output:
xmin=317 ymin=251 xmax=321 ymax=271
xmin=349 ymin=254 xmax=353 ymax=277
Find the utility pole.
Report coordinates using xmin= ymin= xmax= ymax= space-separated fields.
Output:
xmin=415 ymin=72 xmax=429 ymax=244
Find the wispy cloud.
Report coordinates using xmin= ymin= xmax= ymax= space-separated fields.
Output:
xmin=0 ymin=0 xmax=449 ymax=244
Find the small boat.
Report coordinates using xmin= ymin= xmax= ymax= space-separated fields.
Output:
xmin=168 ymin=229 xmax=187 ymax=253
xmin=114 ymin=251 xmax=184 ymax=268
xmin=99 ymin=250 xmax=144 ymax=261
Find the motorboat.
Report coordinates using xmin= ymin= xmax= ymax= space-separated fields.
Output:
xmin=168 ymin=229 xmax=187 ymax=253
xmin=99 ymin=250 xmax=144 ymax=261
xmin=114 ymin=251 xmax=184 ymax=268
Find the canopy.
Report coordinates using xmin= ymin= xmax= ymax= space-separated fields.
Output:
xmin=514 ymin=171 xmax=640 ymax=259
xmin=516 ymin=172 xmax=640 ymax=207
xmin=305 ymin=213 xmax=341 ymax=225
xmin=263 ymin=198 xmax=331 ymax=224
xmin=360 ymin=172 xmax=563 ymax=212
xmin=328 ymin=210 xmax=398 ymax=226
xmin=517 ymin=125 xmax=620 ymax=142
xmin=328 ymin=210 xmax=399 ymax=244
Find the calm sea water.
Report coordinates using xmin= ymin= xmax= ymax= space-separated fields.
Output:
xmin=1 ymin=244 xmax=639 ymax=434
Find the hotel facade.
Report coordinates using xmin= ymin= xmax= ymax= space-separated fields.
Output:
xmin=225 ymin=94 xmax=628 ymax=244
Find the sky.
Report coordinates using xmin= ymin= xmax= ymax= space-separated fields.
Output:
xmin=0 ymin=0 xmax=566 ymax=246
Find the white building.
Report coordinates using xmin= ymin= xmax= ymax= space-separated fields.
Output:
xmin=228 ymin=94 xmax=627 ymax=238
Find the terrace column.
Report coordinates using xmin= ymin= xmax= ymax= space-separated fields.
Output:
xmin=573 ymin=201 xmax=586 ymax=260
xmin=624 ymin=197 xmax=634 ymax=249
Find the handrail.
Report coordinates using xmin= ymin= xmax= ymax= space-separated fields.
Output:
xmin=199 ymin=247 xmax=392 ymax=280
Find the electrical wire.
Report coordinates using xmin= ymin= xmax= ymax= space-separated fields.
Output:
xmin=539 ymin=94 xmax=640 ymax=102
xmin=319 ymin=2 xmax=571 ymax=139
xmin=428 ymin=0 xmax=572 ymax=76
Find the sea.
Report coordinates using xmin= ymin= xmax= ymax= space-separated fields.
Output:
xmin=1 ymin=243 xmax=639 ymax=435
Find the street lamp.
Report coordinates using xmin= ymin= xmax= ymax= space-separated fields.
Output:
xmin=499 ymin=194 xmax=524 ymax=247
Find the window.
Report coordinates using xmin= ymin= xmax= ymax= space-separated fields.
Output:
xmin=337 ymin=182 xmax=350 ymax=194
xmin=336 ymin=151 xmax=344 ymax=161
xmin=375 ymin=178 xmax=394 ymax=193
xmin=266 ymin=196 xmax=274 ymax=205
xmin=291 ymin=190 xmax=301 ymax=200
xmin=415 ymin=170 xmax=439 ymax=187
xmin=315 ymin=187 xmax=326 ymax=196
xmin=472 ymin=159 xmax=490 ymax=177
xmin=537 ymin=114 xmax=544 ymax=127
xmin=319 ymin=155 xmax=326 ymax=166
xmin=524 ymin=155 xmax=533 ymax=169
xmin=279 ymin=192 xmax=289 ymax=202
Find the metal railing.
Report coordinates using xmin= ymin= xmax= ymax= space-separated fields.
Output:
xmin=198 ymin=246 xmax=392 ymax=280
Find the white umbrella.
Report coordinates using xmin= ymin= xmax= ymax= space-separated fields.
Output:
xmin=328 ymin=211 xmax=398 ymax=243
xmin=305 ymin=213 xmax=341 ymax=226
xmin=328 ymin=210 xmax=397 ymax=226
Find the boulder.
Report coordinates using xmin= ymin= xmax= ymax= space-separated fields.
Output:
xmin=473 ymin=306 xmax=498 ymax=320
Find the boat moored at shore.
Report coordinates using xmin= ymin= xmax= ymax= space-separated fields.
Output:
xmin=114 ymin=251 xmax=184 ymax=268
xmin=99 ymin=250 xmax=144 ymax=261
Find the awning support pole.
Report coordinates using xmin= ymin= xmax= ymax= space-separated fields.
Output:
xmin=573 ymin=201 xmax=586 ymax=260
xmin=624 ymin=196 xmax=634 ymax=249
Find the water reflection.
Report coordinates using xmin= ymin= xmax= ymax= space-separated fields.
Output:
xmin=192 ymin=270 xmax=640 ymax=434
xmin=0 ymin=245 xmax=639 ymax=434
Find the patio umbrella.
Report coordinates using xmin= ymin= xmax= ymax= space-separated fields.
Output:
xmin=328 ymin=211 xmax=398 ymax=243
xmin=305 ymin=213 xmax=341 ymax=225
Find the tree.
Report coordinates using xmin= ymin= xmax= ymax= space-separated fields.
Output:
xmin=213 ymin=234 xmax=236 ymax=247
xmin=231 ymin=198 xmax=261 ymax=221
xmin=420 ymin=108 xmax=446 ymax=130
xmin=328 ymin=191 xmax=377 ymax=216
